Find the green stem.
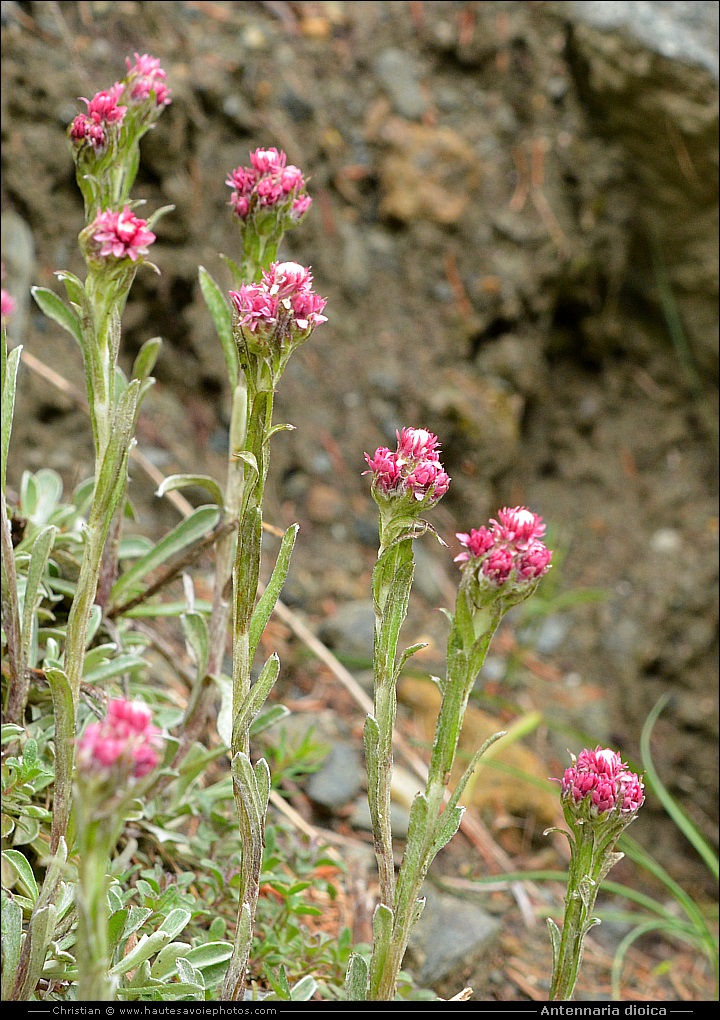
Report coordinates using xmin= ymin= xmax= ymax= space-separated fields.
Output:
xmin=76 ymin=819 xmax=116 ymax=1001
xmin=370 ymin=594 xmax=501 ymax=1000
xmin=549 ymin=829 xmax=602 ymax=1000
xmin=1 ymin=487 xmax=25 ymax=722
xmin=224 ymin=367 xmax=275 ymax=999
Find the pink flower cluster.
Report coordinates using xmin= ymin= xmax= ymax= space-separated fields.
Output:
xmin=69 ymin=54 xmax=170 ymax=153
xmin=77 ymin=699 xmax=163 ymax=780
xmin=364 ymin=427 xmax=450 ymax=503
xmin=229 ymin=261 xmax=327 ymax=342
xmin=561 ymin=746 xmax=645 ymax=815
xmin=71 ymin=83 xmax=127 ymax=152
xmin=89 ymin=206 xmax=156 ymax=262
xmin=455 ymin=506 xmax=552 ymax=585
xmin=125 ymin=52 xmax=172 ymax=107
xmin=226 ymin=148 xmax=312 ymax=222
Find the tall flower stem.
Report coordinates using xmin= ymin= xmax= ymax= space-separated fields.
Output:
xmin=548 ymin=748 xmax=645 ymax=1000
xmin=217 ymin=255 xmax=326 ymax=1000
xmin=367 ymin=534 xmax=415 ymax=909
xmin=370 ymin=593 xmax=502 ymax=1001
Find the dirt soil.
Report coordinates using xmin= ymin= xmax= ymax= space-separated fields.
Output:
xmin=2 ymin=0 xmax=718 ymax=990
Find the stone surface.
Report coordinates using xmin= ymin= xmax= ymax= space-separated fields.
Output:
xmin=407 ymin=887 xmax=500 ymax=991
xmin=566 ymin=0 xmax=719 ymax=376
xmin=306 ymin=741 xmax=364 ymax=811
xmin=374 ymin=48 xmax=428 ymax=120
xmin=568 ymin=1 xmax=719 ymax=76
xmin=317 ymin=599 xmax=376 ymax=663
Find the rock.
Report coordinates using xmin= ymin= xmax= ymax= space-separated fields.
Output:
xmin=407 ymin=887 xmax=499 ymax=992
xmin=374 ymin=119 xmax=480 ymax=225
xmin=567 ymin=1 xmax=719 ymax=74
xmin=317 ymin=599 xmax=376 ymax=662
xmin=349 ymin=796 xmax=411 ymax=839
xmin=566 ymin=0 xmax=719 ymax=376
xmin=306 ymin=741 xmax=364 ymax=811
xmin=374 ymin=48 xmax=427 ymax=121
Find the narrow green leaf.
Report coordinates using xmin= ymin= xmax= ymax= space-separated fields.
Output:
xmin=1 ymin=338 xmax=22 ymax=491
xmin=45 ymin=670 xmax=74 ymax=847
xmin=345 ymin=952 xmax=369 ymax=1002
xmin=290 ymin=975 xmax=318 ymax=1001
xmin=249 ymin=703 xmax=290 ymax=738
xmin=0 ymin=897 xmax=23 ymax=999
xmin=430 ymin=804 xmax=464 ymax=857
xmin=184 ymin=942 xmax=233 ymax=971
xmin=20 ymin=524 xmax=56 ymax=668
xmin=1 ymin=724 xmax=25 ymax=743
xmin=131 ymin=337 xmax=162 ymax=383
xmin=368 ymin=903 xmax=393 ymax=999
xmin=209 ymin=672 xmax=233 ymax=747
xmin=235 ymin=506 xmax=262 ymax=629
xmin=56 ymin=270 xmax=85 ymax=308
xmin=82 ymin=653 xmax=145 ymax=685
xmin=121 ymin=907 xmax=154 ymax=942
xmin=230 ymin=752 xmax=264 ymax=835
xmin=176 ymin=956 xmax=204 ymax=994
xmin=12 ymin=902 xmax=56 ymax=999
xmin=108 ymin=908 xmax=130 ymax=951
xmin=199 ymin=266 xmax=237 ymax=388
xmin=149 ymin=942 xmax=192 ymax=980
xmin=110 ymin=932 xmax=170 ymax=976
xmin=120 ymin=145 xmax=141 ymax=202
xmin=249 ymin=523 xmax=299 ymax=661
xmin=445 ymin=730 xmax=508 ymax=817
xmin=145 ymin=204 xmax=176 ymax=231
xmin=110 ymin=505 xmax=220 ymax=604
xmin=232 ymin=654 xmax=280 ymax=748
xmin=641 ymin=695 xmax=719 ymax=882
xmin=181 ymin=611 xmax=210 ymax=683
xmin=156 ymin=473 xmax=224 ymax=507
xmin=31 ymin=287 xmax=82 ymax=346
xmin=254 ymin=757 xmax=271 ymax=815
xmin=2 ymin=849 xmax=39 ymax=901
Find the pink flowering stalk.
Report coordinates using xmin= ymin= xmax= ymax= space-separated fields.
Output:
xmin=225 ymin=148 xmax=313 ymax=278
xmin=229 ymin=260 xmax=326 ymax=374
xmin=357 ymin=426 xmax=456 ymax=999
xmin=68 ymin=54 xmax=171 ymax=217
xmin=548 ymin=748 xmax=645 ymax=1000
xmin=74 ymin=699 xmax=164 ymax=1000
xmin=29 ymin=55 xmax=172 ymax=867
xmin=454 ymin=506 xmax=552 ymax=615
xmin=356 ymin=488 xmax=554 ymax=999
xmin=197 ymin=156 xmax=325 ymax=999
xmin=88 ymin=206 xmax=156 ymax=263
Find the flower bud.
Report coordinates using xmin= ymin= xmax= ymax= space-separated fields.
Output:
xmin=560 ymin=746 xmax=645 ymax=817
xmin=364 ymin=427 xmax=450 ymax=507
